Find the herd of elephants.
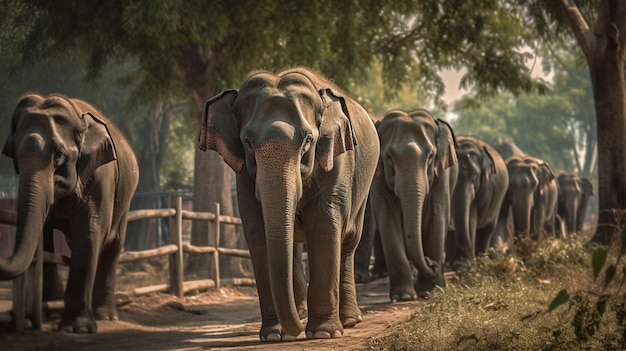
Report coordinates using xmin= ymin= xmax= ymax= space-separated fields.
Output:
xmin=0 ymin=67 xmax=594 ymax=342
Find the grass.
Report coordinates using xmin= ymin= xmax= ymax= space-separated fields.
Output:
xmin=368 ymin=234 xmax=626 ymax=350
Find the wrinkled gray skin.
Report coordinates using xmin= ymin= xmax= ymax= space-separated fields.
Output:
xmin=447 ymin=136 xmax=508 ymax=269
xmin=556 ymin=172 xmax=594 ymax=235
xmin=369 ymin=109 xmax=458 ymax=301
xmin=354 ymin=199 xmax=375 ymax=283
xmin=527 ymin=157 xmax=559 ymax=240
xmin=495 ymin=156 xmax=556 ymax=244
xmin=199 ymin=68 xmax=379 ymax=341
xmin=354 ymin=199 xmax=388 ymax=283
xmin=0 ymin=94 xmax=139 ymax=333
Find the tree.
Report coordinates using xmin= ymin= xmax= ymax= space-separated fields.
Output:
xmin=553 ymin=1 xmax=626 ymax=244
xmin=452 ymin=51 xmax=596 ymax=175
xmin=6 ymin=0 xmax=548 ymax=276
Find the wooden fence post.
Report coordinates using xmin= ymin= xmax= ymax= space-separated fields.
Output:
xmin=169 ymin=196 xmax=183 ymax=297
xmin=12 ymin=271 xmax=25 ymax=332
xmin=210 ymin=202 xmax=221 ymax=289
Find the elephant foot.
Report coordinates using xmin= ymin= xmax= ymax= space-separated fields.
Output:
xmin=94 ymin=304 xmax=118 ymax=321
xmin=259 ymin=322 xmax=302 ymax=342
xmin=306 ymin=330 xmax=342 ymax=339
xmin=260 ymin=332 xmax=300 ymax=342
xmin=306 ymin=316 xmax=344 ymax=339
xmin=340 ymin=302 xmax=362 ymax=328
xmin=59 ymin=313 xmax=98 ymax=334
xmin=390 ymin=284 xmax=418 ymax=302
xmin=342 ymin=316 xmax=361 ymax=328
xmin=415 ymin=275 xmax=445 ymax=299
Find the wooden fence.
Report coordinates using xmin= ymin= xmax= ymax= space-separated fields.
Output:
xmin=0 ymin=196 xmax=253 ymax=332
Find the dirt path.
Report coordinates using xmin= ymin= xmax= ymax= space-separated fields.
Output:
xmin=0 ymin=277 xmax=425 ymax=350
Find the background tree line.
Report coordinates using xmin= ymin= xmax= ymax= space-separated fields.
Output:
xmin=0 ymin=1 xmax=623 ymax=276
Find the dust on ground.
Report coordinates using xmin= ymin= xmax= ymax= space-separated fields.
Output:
xmin=0 ymin=276 xmax=425 ymax=351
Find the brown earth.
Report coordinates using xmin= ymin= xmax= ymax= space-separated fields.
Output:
xmin=0 ymin=276 xmax=426 ymax=351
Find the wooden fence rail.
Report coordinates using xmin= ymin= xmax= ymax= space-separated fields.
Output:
xmin=0 ymin=196 xmax=251 ymax=332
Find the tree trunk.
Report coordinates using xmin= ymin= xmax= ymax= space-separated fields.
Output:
xmin=127 ymin=102 xmax=170 ymax=252
xmin=558 ymin=0 xmax=626 ymax=245
xmin=587 ymin=2 xmax=626 ymax=245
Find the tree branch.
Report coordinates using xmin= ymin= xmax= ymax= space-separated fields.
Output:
xmin=557 ymin=0 xmax=597 ymax=63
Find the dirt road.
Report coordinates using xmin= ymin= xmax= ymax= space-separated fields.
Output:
xmin=0 ymin=277 xmax=424 ymax=350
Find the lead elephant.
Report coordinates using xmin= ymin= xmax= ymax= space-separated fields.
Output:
xmin=556 ymin=171 xmax=594 ymax=235
xmin=1 ymin=94 xmax=139 ymax=333
xmin=447 ymin=136 xmax=508 ymax=269
xmin=199 ymin=68 xmax=379 ymax=341
xmin=369 ymin=109 xmax=458 ymax=301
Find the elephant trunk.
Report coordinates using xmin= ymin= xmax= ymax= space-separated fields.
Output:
xmin=256 ymin=158 xmax=305 ymax=337
xmin=0 ymin=169 xmax=53 ymax=279
xmin=512 ymin=196 xmax=532 ymax=237
xmin=451 ymin=181 xmax=474 ymax=252
xmin=398 ymin=175 xmax=437 ymax=280
xmin=576 ymin=198 xmax=589 ymax=233
xmin=565 ymin=196 xmax=578 ymax=233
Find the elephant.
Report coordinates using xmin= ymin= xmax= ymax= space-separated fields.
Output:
xmin=369 ymin=108 xmax=458 ymax=301
xmin=354 ymin=199 xmax=375 ymax=283
xmin=0 ymin=94 xmax=139 ymax=333
xmin=491 ymin=138 xmax=525 ymax=161
xmin=198 ymin=68 xmax=379 ymax=341
xmin=556 ymin=171 xmax=594 ymax=235
xmin=495 ymin=156 xmax=557 ymax=246
xmin=446 ymin=136 xmax=509 ymax=269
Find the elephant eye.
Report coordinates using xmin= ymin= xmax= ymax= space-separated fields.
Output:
xmin=53 ymin=149 xmax=66 ymax=168
xmin=302 ymin=134 xmax=313 ymax=155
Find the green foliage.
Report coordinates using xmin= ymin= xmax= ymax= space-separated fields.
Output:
xmin=370 ymin=236 xmax=600 ymax=350
xmin=544 ymin=215 xmax=626 ymax=348
xmin=346 ymin=60 xmax=430 ymax=118
xmin=452 ymin=51 xmax=595 ymax=173
xmin=5 ymin=0 xmax=562 ymax=109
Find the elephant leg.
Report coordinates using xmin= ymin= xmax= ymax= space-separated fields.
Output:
xmin=339 ymin=203 xmax=367 ymax=328
xmin=293 ymin=243 xmax=308 ymax=318
xmin=374 ymin=197 xmax=416 ymax=302
xmin=92 ymin=240 xmax=122 ymax=321
xmin=305 ymin=213 xmax=344 ymax=338
xmin=353 ymin=201 xmax=374 ymax=284
xmin=475 ymin=224 xmax=494 ymax=257
xmin=61 ymin=227 xmax=100 ymax=333
xmin=370 ymin=229 xmax=387 ymax=279
xmin=444 ymin=229 xmax=457 ymax=268
xmin=42 ymin=225 xmax=64 ymax=303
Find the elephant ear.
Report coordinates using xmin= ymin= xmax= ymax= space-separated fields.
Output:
xmin=316 ymin=88 xmax=357 ymax=172
xmin=536 ymin=161 xmax=555 ymax=196
xmin=481 ymin=146 xmax=497 ymax=181
xmin=374 ymin=120 xmax=384 ymax=179
xmin=2 ymin=110 xmax=21 ymax=173
xmin=77 ymin=112 xmax=117 ymax=183
xmin=581 ymin=178 xmax=594 ymax=196
xmin=434 ymin=119 xmax=458 ymax=177
xmin=198 ymin=90 xmax=245 ymax=173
